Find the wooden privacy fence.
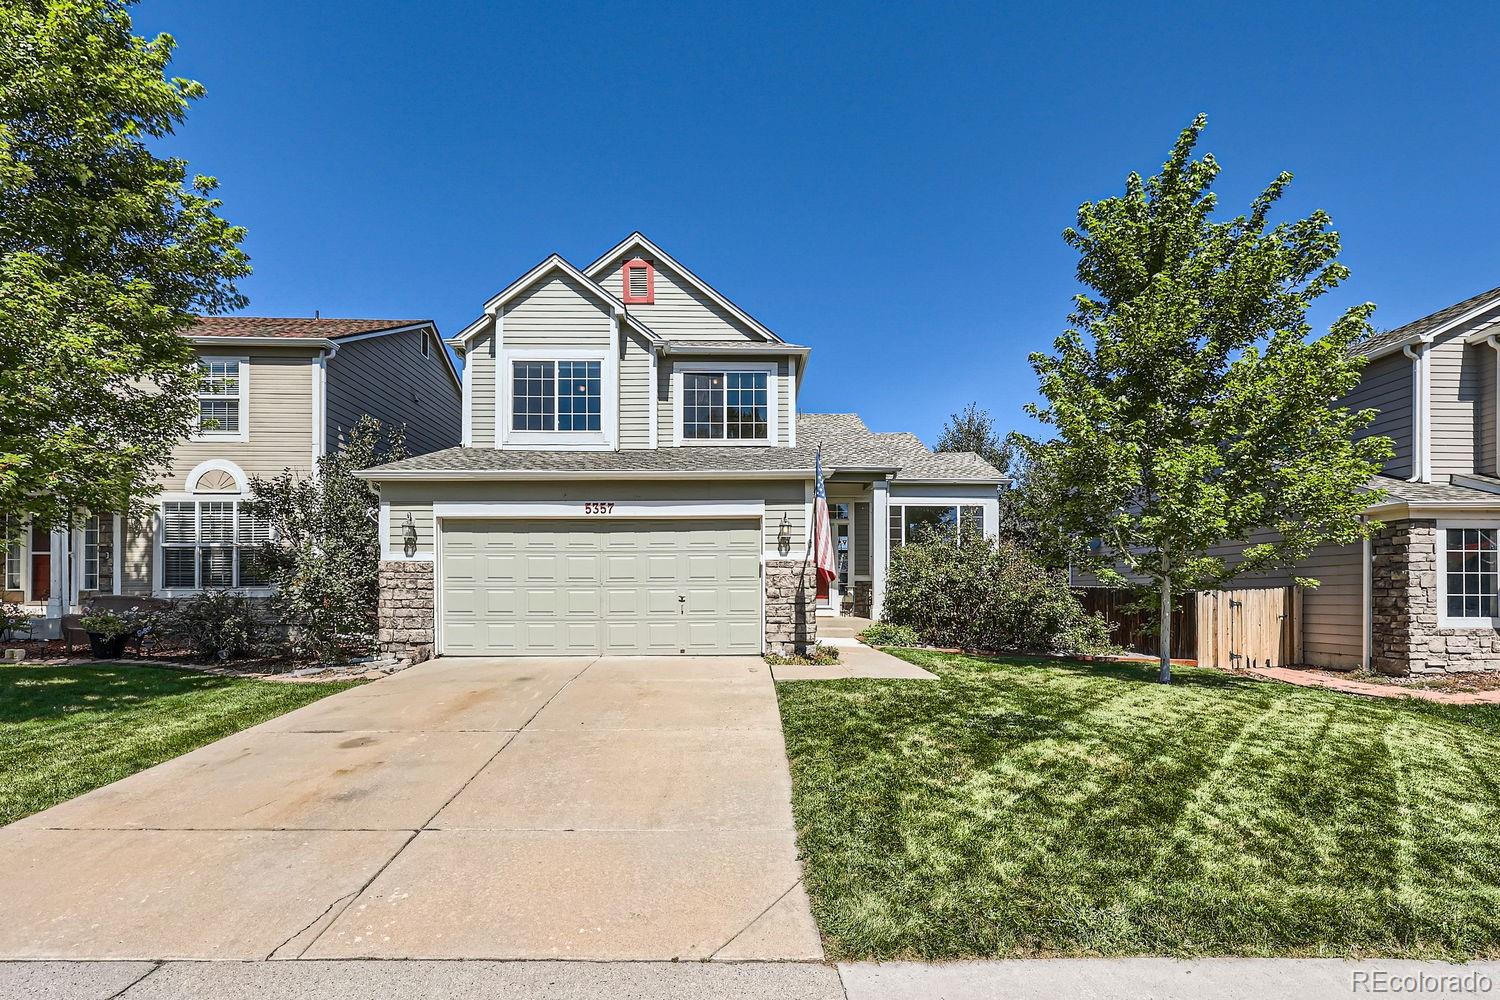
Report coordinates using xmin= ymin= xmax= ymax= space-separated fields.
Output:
xmin=1078 ymin=585 xmax=1299 ymax=668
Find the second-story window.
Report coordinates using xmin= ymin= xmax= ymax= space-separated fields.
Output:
xmin=512 ymin=360 xmax=602 ymax=432
xmin=682 ymin=371 xmax=768 ymax=440
xmin=197 ymin=359 xmax=244 ymax=437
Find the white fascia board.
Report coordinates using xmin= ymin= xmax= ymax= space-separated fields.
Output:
xmin=1362 ymin=292 xmax=1500 ymax=361
xmin=582 ymin=232 xmax=785 ymax=343
xmin=453 ymin=255 xmax=661 ymax=348
xmin=355 ymin=469 xmax=815 ymax=482
xmin=661 ymin=344 xmax=810 ymax=357
xmin=1449 ymin=474 xmax=1500 ymax=495
xmin=432 ymin=499 xmax=765 ymax=520
xmin=189 ymin=336 xmax=336 ymax=350
xmin=1362 ymin=501 xmax=1500 ymax=518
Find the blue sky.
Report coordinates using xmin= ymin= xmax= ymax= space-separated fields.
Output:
xmin=135 ymin=1 xmax=1500 ymax=444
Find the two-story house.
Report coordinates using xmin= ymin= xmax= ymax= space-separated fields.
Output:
xmin=4 ymin=317 xmax=462 ymax=637
xmin=360 ymin=234 xmax=1006 ymax=660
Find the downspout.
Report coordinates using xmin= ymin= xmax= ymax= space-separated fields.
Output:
xmin=1402 ymin=343 xmax=1430 ymax=483
xmin=1362 ymin=521 xmax=1373 ymax=672
xmin=1488 ymin=334 xmax=1500 ymax=476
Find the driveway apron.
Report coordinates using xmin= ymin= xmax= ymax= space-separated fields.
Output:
xmin=0 ymin=656 xmax=822 ymax=962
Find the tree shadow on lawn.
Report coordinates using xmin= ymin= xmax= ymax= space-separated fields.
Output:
xmin=0 ymin=663 xmax=243 ymax=725
xmin=777 ymin=649 xmax=1500 ymax=959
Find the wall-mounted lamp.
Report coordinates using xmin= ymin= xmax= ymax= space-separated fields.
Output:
xmin=777 ymin=514 xmax=792 ymax=557
xmin=402 ymin=513 xmax=418 ymax=558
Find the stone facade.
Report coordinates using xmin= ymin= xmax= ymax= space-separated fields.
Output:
xmin=1371 ymin=519 xmax=1500 ymax=675
xmin=851 ymin=580 xmax=873 ymax=619
xmin=764 ymin=558 xmax=818 ymax=655
xmin=378 ymin=560 xmax=435 ymax=664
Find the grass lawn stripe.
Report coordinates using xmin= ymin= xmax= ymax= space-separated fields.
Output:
xmin=0 ymin=662 xmax=362 ymax=827
xmin=777 ymin=651 xmax=1500 ymax=960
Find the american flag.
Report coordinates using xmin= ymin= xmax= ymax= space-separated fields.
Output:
xmin=811 ymin=446 xmax=838 ymax=589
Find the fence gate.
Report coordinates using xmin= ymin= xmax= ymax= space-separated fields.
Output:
xmin=1195 ymin=586 xmax=1299 ymax=669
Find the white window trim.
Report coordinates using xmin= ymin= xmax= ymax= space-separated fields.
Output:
xmin=888 ymin=501 xmax=990 ymax=547
xmin=191 ymin=355 xmax=250 ymax=443
xmin=498 ymin=346 xmax=616 ymax=451
xmin=2 ymin=514 xmax=26 ymax=595
xmin=152 ymin=494 xmax=274 ymax=597
xmin=671 ymin=360 xmax=779 ymax=447
xmin=1436 ymin=520 xmax=1500 ymax=629
xmin=76 ymin=514 xmax=121 ymax=595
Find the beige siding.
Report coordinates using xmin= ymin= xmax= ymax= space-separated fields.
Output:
xmin=619 ymin=332 xmax=653 ymax=449
xmin=380 ymin=479 xmax=809 ymax=557
xmin=595 ymin=254 xmax=763 ymax=342
xmin=502 ymin=274 xmax=613 ymax=348
xmin=166 ymin=348 xmax=319 ymax=492
xmin=325 ymin=327 xmax=461 ymax=457
xmin=1343 ymin=351 xmax=1413 ymax=479
xmin=1430 ymin=336 xmax=1488 ymax=477
xmin=468 ymin=327 xmax=497 ymax=448
xmin=121 ymin=515 xmax=155 ymax=596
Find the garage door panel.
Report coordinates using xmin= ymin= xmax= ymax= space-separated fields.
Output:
xmin=440 ymin=517 xmax=761 ymax=656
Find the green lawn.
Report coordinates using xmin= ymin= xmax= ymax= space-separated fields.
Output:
xmin=776 ymin=650 xmax=1500 ymax=961
xmin=0 ymin=662 xmax=362 ymax=827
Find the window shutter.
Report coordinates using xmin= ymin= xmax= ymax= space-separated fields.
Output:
xmin=162 ymin=503 xmax=197 ymax=544
xmin=199 ymin=502 xmax=235 ymax=542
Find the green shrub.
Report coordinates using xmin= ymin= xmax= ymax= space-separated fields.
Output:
xmin=167 ymin=590 xmax=260 ymax=661
xmin=859 ymin=622 xmax=922 ymax=647
xmin=883 ymin=536 xmax=1113 ymax=655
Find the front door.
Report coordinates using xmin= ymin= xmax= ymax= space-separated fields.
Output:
xmin=29 ymin=524 xmax=49 ymax=604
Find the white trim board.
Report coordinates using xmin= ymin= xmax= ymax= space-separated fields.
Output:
xmin=670 ymin=359 xmax=781 ymax=447
xmin=497 ymin=346 xmax=618 ymax=451
xmin=433 ymin=500 xmax=765 ymax=520
xmin=190 ymin=355 xmax=250 ymax=444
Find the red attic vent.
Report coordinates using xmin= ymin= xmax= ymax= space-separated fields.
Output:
xmin=622 ymin=258 xmax=654 ymax=304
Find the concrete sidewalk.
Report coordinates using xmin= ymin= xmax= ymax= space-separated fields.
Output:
xmin=8 ymin=957 xmax=1500 ymax=1000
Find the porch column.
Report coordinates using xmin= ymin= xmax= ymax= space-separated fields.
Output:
xmin=870 ymin=476 xmax=890 ymax=621
xmin=47 ymin=526 xmax=69 ymax=618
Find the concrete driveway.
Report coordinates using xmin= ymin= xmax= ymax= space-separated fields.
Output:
xmin=0 ymin=657 xmax=822 ymax=962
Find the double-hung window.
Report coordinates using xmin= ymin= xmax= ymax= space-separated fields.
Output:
xmin=197 ymin=359 xmax=245 ymax=439
xmin=161 ymin=501 xmax=270 ymax=590
xmin=681 ymin=371 xmax=769 ymax=441
xmin=889 ymin=504 xmax=985 ymax=548
xmin=511 ymin=360 xmax=602 ymax=432
xmin=1442 ymin=526 xmax=1500 ymax=625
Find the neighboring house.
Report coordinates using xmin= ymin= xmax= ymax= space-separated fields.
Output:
xmin=1077 ymin=285 xmax=1500 ymax=675
xmin=360 ymin=233 xmax=1006 ymax=660
xmin=4 ymin=317 xmax=462 ymax=636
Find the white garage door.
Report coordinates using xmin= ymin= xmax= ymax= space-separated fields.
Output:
xmin=440 ymin=518 xmax=763 ymax=655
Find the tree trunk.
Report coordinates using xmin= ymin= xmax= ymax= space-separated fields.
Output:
xmin=1158 ymin=574 xmax=1173 ymax=684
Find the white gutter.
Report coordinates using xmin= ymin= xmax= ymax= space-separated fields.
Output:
xmin=1402 ymin=342 xmax=1431 ymax=482
xmin=1362 ymin=526 xmax=1373 ymax=671
xmin=189 ymin=336 xmax=337 ymax=350
xmin=354 ymin=469 xmax=817 ymax=482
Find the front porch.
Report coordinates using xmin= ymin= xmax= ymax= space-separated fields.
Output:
xmin=3 ymin=515 xmax=123 ymax=640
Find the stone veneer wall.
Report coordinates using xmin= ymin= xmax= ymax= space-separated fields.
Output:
xmin=765 ymin=558 xmax=818 ymax=655
xmin=1371 ymin=518 xmax=1500 ymax=675
xmin=378 ymin=560 xmax=434 ymax=663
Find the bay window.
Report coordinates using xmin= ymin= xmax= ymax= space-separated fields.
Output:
xmin=889 ymin=504 xmax=985 ymax=547
xmin=160 ymin=500 xmax=270 ymax=591
xmin=1442 ymin=527 xmax=1500 ymax=625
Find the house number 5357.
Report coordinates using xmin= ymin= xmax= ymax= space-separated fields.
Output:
xmin=583 ymin=502 xmax=615 ymax=514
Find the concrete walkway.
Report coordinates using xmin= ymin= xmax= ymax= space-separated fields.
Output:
xmin=9 ymin=957 xmax=1500 ymax=999
xmin=0 ymin=656 xmax=820 ymax=962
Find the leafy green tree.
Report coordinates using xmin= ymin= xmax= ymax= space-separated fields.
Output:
xmin=244 ymin=417 xmax=406 ymax=662
xmin=935 ymin=402 xmax=1012 ymax=476
xmin=0 ymin=0 xmax=249 ymax=539
xmin=1019 ymin=115 xmax=1391 ymax=683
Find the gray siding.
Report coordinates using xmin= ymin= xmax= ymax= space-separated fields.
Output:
xmin=468 ymin=328 xmax=496 ymax=448
xmin=1481 ymin=343 xmax=1497 ymax=476
xmin=595 ymin=254 xmax=762 ymax=342
xmin=325 ymin=327 xmax=462 ymax=458
xmin=1342 ymin=351 xmax=1413 ymax=479
xmin=503 ymin=274 xmax=613 ymax=348
xmin=1299 ymin=541 xmax=1364 ymax=669
xmin=619 ymin=331 xmax=653 ymax=450
xmin=1429 ymin=336 xmax=1488 ymax=477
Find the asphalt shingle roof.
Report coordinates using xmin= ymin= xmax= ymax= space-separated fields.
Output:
xmin=799 ymin=413 xmax=1008 ymax=482
xmin=1367 ymin=474 xmax=1500 ymax=505
xmin=1353 ymin=286 xmax=1500 ymax=358
xmin=192 ymin=317 xmax=430 ymax=340
xmin=366 ymin=446 xmax=818 ymax=475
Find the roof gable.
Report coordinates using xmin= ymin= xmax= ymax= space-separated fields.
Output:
xmin=450 ymin=253 xmax=662 ymax=348
xmin=584 ymin=233 xmax=783 ymax=343
xmin=1354 ymin=285 xmax=1500 ymax=359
